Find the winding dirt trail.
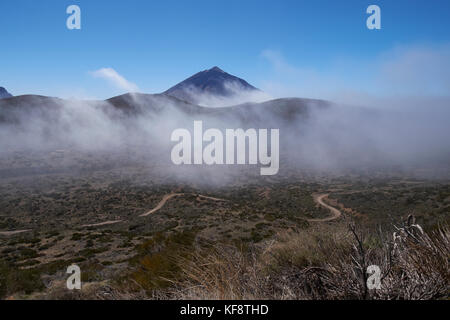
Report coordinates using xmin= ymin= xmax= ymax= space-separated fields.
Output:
xmin=78 ymin=192 xmax=227 ymax=226
xmin=1 ymin=192 xmax=336 ymax=233
xmin=81 ymin=220 xmax=123 ymax=228
xmin=4 ymin=192 xmax=342 ymax=232
xmin=139 ymin=193 xmax=184 ymax=217
xmin=2 ymin=192 xmax=224 ymax=233
xmin=139 ymin=193 xmax=227 ymax=217
xmin=0 ymin=229 xmax=31 ymax=236
xmin=196 ymin=194 xmax=228 ymax=202
xmin=307 ymin=193 xmax=342 ymax=222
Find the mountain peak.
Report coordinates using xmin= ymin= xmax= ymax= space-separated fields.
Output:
xmin=208 ymin=66 xmax=225 ymax=72
xmin=164 ymin=67 xmax=259 ymax=105
xmin=0 ymin=87 xmax=12 ymax=99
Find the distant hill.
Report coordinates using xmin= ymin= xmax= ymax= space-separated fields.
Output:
xmin=0 ymin=87 xmax=12 ymax=99
xmin=164 ymin=66 xmax=260 ymax=105
xmin=0 ymin=93 xmax=329 ymax=127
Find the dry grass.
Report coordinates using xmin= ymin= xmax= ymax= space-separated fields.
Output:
xmin=159 ymin=245 xmax=267 ymax=300
xmin=156 ymin=219 xmax=449 ymax=300
xmin=33 ymin=218 xmax=449 ymax=300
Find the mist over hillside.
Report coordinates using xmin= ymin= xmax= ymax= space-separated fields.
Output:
xmin=1 ymin=68 xmax=450 ymax=183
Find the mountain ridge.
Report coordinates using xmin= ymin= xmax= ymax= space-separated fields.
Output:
xmin=0 ymin=92 xmax=330 ymax=127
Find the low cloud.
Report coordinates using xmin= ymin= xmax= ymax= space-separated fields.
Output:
xmin=178 ymin=81 xmax=272 ymax=107
xmin=379 ymin=44 xmax=450 ymax=96
xmin=260 ymin=44 xmax=450 ymax=103
xmin=90 ymin=68 xmax=139 ymax=92
xmin=259 ymin=49 xmax=343 ymax=100
xmin=260 ymin=50 xmax=298 ymax=75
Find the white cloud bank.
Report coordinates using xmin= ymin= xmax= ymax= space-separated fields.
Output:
xmin=90 ymin=67 xmax=139 ymax=92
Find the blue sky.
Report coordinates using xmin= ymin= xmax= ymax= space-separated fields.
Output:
xmin=1 ymin=0 xmax=450 ymax=99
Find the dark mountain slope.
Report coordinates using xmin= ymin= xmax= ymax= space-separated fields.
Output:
xmin=0 ymin=87 xmax=13 ymax=99
xmin=164 ymin=66 xmax=260 ymax=105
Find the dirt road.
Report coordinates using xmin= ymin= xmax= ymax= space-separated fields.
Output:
xmin=139 ymin=193 xmax=184 ymax=217
xmin=139 ymin=193 xmax=227 ymax=217
xmin=2 ymin=192 xmax=336 ymax=233
xmin=2 ymin=193 xmax=204 ymax=232
xmin=196 ymin=194 xmax=228 ymax=202
xmin=81 ymin=220 xmax=123 ymax=227
xmin=0 ymin=229 xmax=31 ymax=236
xmin=308 ymin=193 xmax=342 ymax=222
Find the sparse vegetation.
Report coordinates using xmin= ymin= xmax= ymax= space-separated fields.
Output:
xmin=0 ymin=150 xmax=448 ymax=299
xmin=151 ymin=219 xmax=449 ymax=300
